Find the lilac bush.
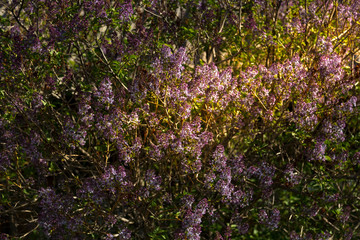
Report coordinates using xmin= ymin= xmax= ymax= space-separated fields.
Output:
xmin=1 ymin=0 xmax=360 ymax=239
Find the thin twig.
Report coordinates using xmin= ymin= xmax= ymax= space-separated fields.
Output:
xmin=95 ymin=40 xmax=129 ymax=91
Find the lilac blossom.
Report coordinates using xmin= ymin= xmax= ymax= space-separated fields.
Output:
xmin=94 ymin=77 xmax=114 ymax=108
xmin=145 ymin=169 xmax=162 ymax=191
xmin=118 ymin=0 xmax=133 ymax=21
xmin=258 ymin=209 xmax=281 ymax=230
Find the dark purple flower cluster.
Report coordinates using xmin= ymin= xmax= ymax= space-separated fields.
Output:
xmin=176 ymin=197 xmax=209 ymax=240
xmin=145 ymin=169 xmax=162 ymax=192
xmin=94 ymin=77 xmax=114 ymax=109
xmin=340 ymin=206 xmax=351 ymax=224
xmin=284 ymin=164 xmax=301 ymax=186
xmin=38 ymin=188 xmax=82 ymax=238
xmin=118 ymin=0 xmax=134 ymax=21
xmin=258 ymin=208 xmax=281 ymax=230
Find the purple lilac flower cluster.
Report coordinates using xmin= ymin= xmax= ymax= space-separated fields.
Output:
xmin=176 ymin=197 xmax=209 ymax=240
xmin=258 ymin=209 xmax=281 ymax=230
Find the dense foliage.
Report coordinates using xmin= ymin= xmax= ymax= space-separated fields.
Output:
xmin=1 ymin=0 xmax=360 ymax=239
